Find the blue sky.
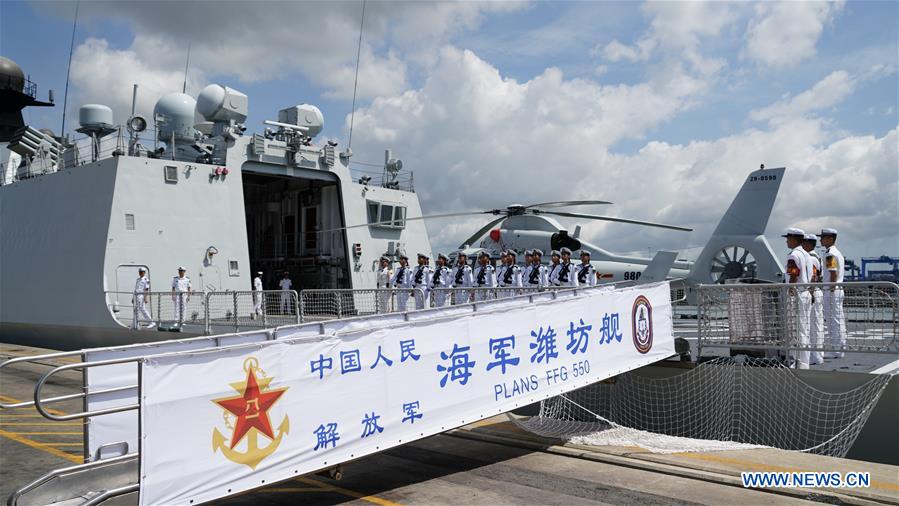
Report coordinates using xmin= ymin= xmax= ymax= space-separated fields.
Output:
xmin=2 ymin=1 xmax=897 ymax=261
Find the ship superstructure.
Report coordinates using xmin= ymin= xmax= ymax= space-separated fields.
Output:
xmin=0 ymin=63 xmax=432 ymax=348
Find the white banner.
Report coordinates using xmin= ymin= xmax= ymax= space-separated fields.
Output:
xmin=138 ymin=282 xmax=674 ymax=505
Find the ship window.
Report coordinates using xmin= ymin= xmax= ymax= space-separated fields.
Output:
xmin=379 ymin=204 xmax=394 ymax=225
xmin=228 ymin=260 xmax=240 ymax=277
xmin=393 ymin=206 xmax=406 ymax=227
xmin=367 ymin=201 xmax=379 ymax=224
xmin=124 ymin=213 xmax=135 ymax=231
xmin=164 ymin=165 xmax=178 ymax=183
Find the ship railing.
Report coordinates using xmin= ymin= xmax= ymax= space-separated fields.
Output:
xmin=696 ymin=281 xmax=899 ymax=358
xmin=105 ymin=290 xmax=299 ymax=334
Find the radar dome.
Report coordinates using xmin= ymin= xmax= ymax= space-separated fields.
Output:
xmin=0 ymin=57 xmax=25 ymax=92
xmin=196 ymin=84 xmax=248 ymax=123
xmin=154 ymin=92 xmax=197 ymax=141
xmin=79 ymin=104 xmax=114 ymax=130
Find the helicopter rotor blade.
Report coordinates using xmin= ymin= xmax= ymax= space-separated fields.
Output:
xmin=457 ymin=216 xmax=508 ymax=249
xmin=318 ymin=210 xmax=495 ymax=234
xmin=524 ymin=200 xmax=612 ymax=209
xmin=536 ymin=211 xmax=693 ymax=232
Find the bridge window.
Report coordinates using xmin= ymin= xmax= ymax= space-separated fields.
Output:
xmin=366 ymin=200 xmax=406 ymax=229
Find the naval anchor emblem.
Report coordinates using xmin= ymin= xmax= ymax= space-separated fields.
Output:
xmin=212 ymin=357 xmax=289 ymax=470
xmin=632 ymin=295 xmax=653 ymax=354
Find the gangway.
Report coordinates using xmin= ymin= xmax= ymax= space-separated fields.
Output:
xmin=2 ymin=281 xmax=676 ymax=505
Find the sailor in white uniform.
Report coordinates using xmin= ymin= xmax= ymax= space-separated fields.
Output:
xmin=252 ymin=271 xmax=264 ymax=319
xmin=376 ymin=256 xmax=393 ymax=313
xmin=819 ymin=228 xmax=846 ymax=358
xmin=526 ymin=249 xmax=548 ymax=288
xmin=577 ymin=250 xmax=596 ymax=287
xmin=430 ymin=253 xmax=452 ymax=307
xmin=132 ymin=267 xmax=154 ymax=329
xmin=391 ymin=254 xmax=413 ymax=312
xmin=802 ymin=234 xmax=825 ymax=365
xmin=451 ymin=252 xmax=473 ymax=304
xmin=783 ymin=228 xmax=811 ymax=369
xmin=412 ymin=253 xmax=433 ymax=309
xmin=495 ymin=251 xmax=508 ymax=298
xmin=473 ymin=251 xmax=495 ymax=301
xmin=278 ymin=271 xmax=293 ymax=314
xmin=521 ymin=250 xmax=533 ymax=290
xmin=501 ymin=250 xmax=522 ymax=297
xmin=547 ymin=250 xmax=563 ymax=286
xmin=171 ymin=267 xmax=192 ymax=326
xmin=558 ymin=247 xmax=578 ymax=287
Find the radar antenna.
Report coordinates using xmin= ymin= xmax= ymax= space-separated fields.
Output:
xmin=60 ymin=0 xmax=80 ymax=139
xmin=182 ymin=41 xmax=191 ymax=94
xmin=347 ymin=0 xmax=366 ymax=154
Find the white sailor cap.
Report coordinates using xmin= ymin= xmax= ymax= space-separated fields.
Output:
xmin=550 ymin=250 xmax=561 ymax=257
xmin=579 ymin=250 xmax=591 ymax=257
xmin=138 ymin=267 xmax=146 ymax=273
xmin=524 ymin=249 xmax=533 ymax=256
xmin=257 ymin=271 xmax=263 ymax=275
xmin=437 ymin=253 xmax=449 ymax=261
xmin=499 ymin=250 xmax=508 ymax=256
xmin=817 ymin=228 xmax=838 ymax=237
xmin=781 ymin=227 xmax=805 ymax=237
xmin=456 ymin=251 xmax=468 ymax=258
xmin=803 ymin=234 xmax=817 ymax=242
xmin=177 ymin=266 xmax=186 ymax=271
xmin=399 ymin=254 xmax=410 ymax=260
xmin=560 ymin=247 xmax=572 ymax=255
xmin=478 ymin=250 xmax=491 ymax=259
xmin=532 ymin=249 xmax=544 ymax=256
xmin=506 ymin=249 xmax=518 ymax=257
xmin=417 ymin=253 xmax=428 ymax=259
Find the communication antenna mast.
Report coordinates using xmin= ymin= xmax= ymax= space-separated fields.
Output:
xmin=60 ymin=0 xmax=80 ymax=139
xmin=182 ymin=41 xmax=191 ymax=94
xmin=347 ymin=0 xmax=366 ymax=152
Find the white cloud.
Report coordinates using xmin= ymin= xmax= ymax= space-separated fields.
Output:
xmin=743 ymin=1 xmax=845 ymax=68
xmin=347 ymin=48 xmax=897 ymax=261
xmin=600 ymin=39 xmax=654 ymax=63
xmin=750 ymin=70 xmax=855 ymax=124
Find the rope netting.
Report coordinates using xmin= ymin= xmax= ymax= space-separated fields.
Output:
xmin=515 ymin=357 xmax=892 ymax=456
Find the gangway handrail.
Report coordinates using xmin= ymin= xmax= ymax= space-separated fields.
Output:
xmin=0 ymin=351 xmax=85 ymax=408
xmin=6 ymin=452 xmax=138 ymax=506
xmin=33 ymin=357 xmax=148 ymax=421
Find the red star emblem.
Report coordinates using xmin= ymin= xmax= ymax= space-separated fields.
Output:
xmin=213 ymin=368 xmax=287 ymax=449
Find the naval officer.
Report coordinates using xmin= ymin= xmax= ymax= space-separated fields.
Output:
xmin=521 ymin=250 xmax=533 ymax=290
xmin=412 ymin=253 xmax=433 ymax=309
xmin=547 ymin=250 xmax=562 ymax=286
xmin=376 ymin=256 xmax=393 ymax=313
xmin=391 ymin=254 xmax=412 ymax=312
xmin=819 ymin=228 xmax=846 ymax=358
xmin=451 ymin=252 xmax=473 ymax=304
xmin=252 ymin=271 xmax=264 ymax=320
xmin=783 ymin=228 xmax=811 ymax=369
xmin=501 ymin=250 xmax=522 ymax=298
xmin=803 ymin=234 xmax=825 ymax=365
xmin=577 ymin=250 xmax=596 ymax=287
xmin=559 ymin=247 xmax=578 ymax=287
xmin=278 ymin=271 xmax=293 ymax=315
xmin=430 ymin=253 xmax=452 ymax=307
xmin=495 ymin=251 xmax=508 ymax=297
xmin=132 ymin=267 xmax=155 ymax=329
xmin=171 ymin=267 xmax=192 ymax=326
xmin=526 ymin=249 xmax=548 ymax=288
xmin=473 ymin=251 xmax=495 ymax=301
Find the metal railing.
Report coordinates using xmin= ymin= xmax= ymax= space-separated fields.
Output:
xmin=106 ymin=290 xmax=299 ymax=334
xmin=696 ymin=281 xmax=899 ymax=357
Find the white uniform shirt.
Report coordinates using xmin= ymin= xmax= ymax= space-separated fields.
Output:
xmin=172 ymin=276 xmax=191 ymax=292
xmin=521 ymin=264 xmax=533 ymax=286
xmin=134 ymin=275 xmax=150 ymax=294
xmin=786 ymin=247 xmax=809 ymax=284
xmin=547 ymin=263 xmax=562 ymax=286
xmin=807 ymin=251 xmax=822 ymax=283
xmin=451 ymin=265 xmax=473 ymax=288
xmin=559 ymin=261 xmax=578 ymax=287
xmin=253 ymin=276 xmax=263 ymax=291
xmin=824 ymin=246 xmax=845 ymax=283
xmin=495 ymin=264 xmax=507 ymax=287
xmin=577 ymin=263 xmax=596 ymax=287
xmin=525 ymin=263 xmax=547 ymax=287
xmin=473 ymin=264 xmax=495 ymax=288
xmin=501 ymin=264 xmax=522 ymax=288
xmin=391 ymin=265 xmax=413 ymax=288
xmin=411 ymin=265 xmax=432 ymax=287
xmin=429 ymin=266 xmax=451 ymax=290
xmin=279 ymin=278 xmax=292 ymax=291
xmin=377 ymin=267 xmax=392 ymax=288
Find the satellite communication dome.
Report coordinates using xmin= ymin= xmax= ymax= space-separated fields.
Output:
xmin=78 ymin=104 xmax=114 ymax=130
xmin=294 ymin=104 xmax=324 ymax=138
xmin=196 ymin=84 xmax=248 ymax=123
xmin=0 ymin=57 xmax=25 ymax=92
xmin=154 ymin=92 xmax=197 ymax=141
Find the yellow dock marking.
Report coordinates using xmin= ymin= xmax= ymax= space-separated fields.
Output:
xmin=6 ymin=432 xmax=83 ymax=435
xmin=677 ymin=452 xmax=899 ymax=492
xmin=0 ymin=394 xmax=83 ymax=464
xmin=295 ymin=477 xmax=403 ymax=506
